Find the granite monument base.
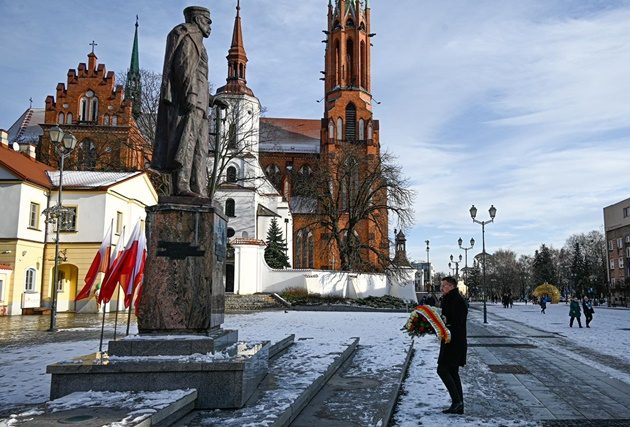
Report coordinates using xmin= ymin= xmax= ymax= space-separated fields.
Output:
xmin=137 ymin=198 xmax=227 ymax=334
xmin=47 ymin=341 xmax=270 ymax=409
xmin=107 ymin=328 xmax=238 ymax=357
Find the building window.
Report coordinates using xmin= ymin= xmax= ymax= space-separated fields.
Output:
xmin=609 ymin=240 xmax=614 ymax=251
xmin=228 ymin=123 xmax=237 ymax=149
xmin=112 ymin=115 xmax=118 ymax=126
xmin=78 ymin=139 xmax=97 ymax=170
xmin=24 ymin=268 xmax=36 ymax=292
xmin=358 ymin=119 xmax=365 ymax=141
xmin=59 ymin=207 xmax=77 ymax=232
xmin=80 ymin=97 xmax=88 ymax=121
xmin=57 ymin=112 xmax=65 ymax=124
xmin=336 ymin=118 xmax=343 ymax=141
xmin=295 ymin=231 xmax=303 ymax=268
xmin=29 ymin=202 xmax=40 ymax=229
xmin=66 ymin=113 xmax=73 ymax=125
xmin=367 ymin=122 xmax=373 ymax=140
xmin=328 ymin=120 xmax=335 ymax=141
xmin=617 ymin=238 xmax=623 ymax=249
xmin=610 ymin=259 xmax=615 ymax=269
xmin=226 ymin=166 xmax=237 ymax=183
xmin=307 ymin=232 xmax=314 ymax=268
xmin=626 ymin=247 xmax=630 ymax=258
xmin=620 ymin=258 xmax=624 ymax=269
xmin=0 ymin=277 xmax=4 ymax=302
xmin=104 ymin=115 xmax=110 ymax=126
xmin=264 ymin=164 xmax=281 ymax=190
xmin=225 ymin=199 xmax=235 ymax=217
xmin=624 ymin=207 xmax=630 ymax=218
xmin=90 ymin=97 xmax=99 ymax=122
xmin=116 ymin=211 xmax=123 ymax=235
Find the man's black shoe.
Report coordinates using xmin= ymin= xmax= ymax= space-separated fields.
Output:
xmin=442 ymin=402 xmax=464 ymax=414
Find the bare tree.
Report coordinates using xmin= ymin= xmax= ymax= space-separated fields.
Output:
xmin=302 ymin=143 xmax=415 ymax=272
xmin=208 ymin=96 xmax=269 ymax=200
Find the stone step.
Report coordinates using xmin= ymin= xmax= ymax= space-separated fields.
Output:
xmin=225 ymin=293 xmax=287 ymax=311
xmin=175 ymin=338 xmax=360 ymax=426
xmin=2 ymin=389 xmax=197 ymax=426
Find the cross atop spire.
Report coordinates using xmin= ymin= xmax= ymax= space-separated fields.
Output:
xmin=89 ymin=40 xmax=98 ymax=54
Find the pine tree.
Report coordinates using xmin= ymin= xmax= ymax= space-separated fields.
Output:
xmin=264 ymin=218 xmax=290 ymax=269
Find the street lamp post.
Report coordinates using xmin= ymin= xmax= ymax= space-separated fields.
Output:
xmin=470 ymin=204 xmax=497 ymax=324
xmin=284 ymin=217 xmax=289 ymax=259
xmin=43 ymin=126 xmax=77 ymax=332
xmin=449 ymin=254 xmax=462 ymax=279
xmin=458 ymin=237 xmax=475 ymax=292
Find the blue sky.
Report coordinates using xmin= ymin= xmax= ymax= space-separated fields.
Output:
xmin=1 ymin=0 xmax=630 ymax=273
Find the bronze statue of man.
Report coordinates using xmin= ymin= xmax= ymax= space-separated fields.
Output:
xmin=152 ymin=6 xmax=212 ymax=198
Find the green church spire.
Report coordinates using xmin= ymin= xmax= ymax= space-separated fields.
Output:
xmin=125 ymin=15 xmax=141 ymax=120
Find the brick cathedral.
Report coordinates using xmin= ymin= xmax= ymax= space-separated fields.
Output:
xmin=259 ymin=0 xmax=389 ymax=271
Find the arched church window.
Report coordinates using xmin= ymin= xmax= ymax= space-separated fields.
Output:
xmin=360 ymin=40 xmax=367 ymax=89
xmin=78 ymin=139 xmax=97 ymax=170
xmin=367 ymin=122 xmax=373 ymax=141
xmin=307 ymin=231 xmax=314 ymax=269
xmin=265 ymin=164 xmax=282 ymax=190
xmin=225 ymin=199 xmax=235 ymax=217
xmin=328 ymin=120 xmax=335 ymax=142
xmin=79 ymin=98 xmax=88 ymax=121
xmin=341 ymin=157 xmax=359 ymax=211
xmin=346 ymin=38 xmax=354 ymax=85
xmin=226 ymin=166 xmax=237 ymax=183
xmin=345 ymin=103 xmax=356 ymax=142
xmin=296 ymin=231 xmax=303 ymax=268
xmin=358 ymin=119 xmax=365 ymax=141
xmin=336 ymin=118 xmax=343 ymax=142
xmin=228 ymin=123 xmax=237 ymax=149
xmin=57 ymin=112 xmax=65 ymax=124
xmin=90 ymin=97 xmax=99 ymax=122
xmin=334 ymin=40 xmax=340 ymax=86
xmin=293 ymin=165 xmax=313 ymax=197
xmin=103 ymin=115 xmax=110 ymax=126
xmin=66 ymin=113 xmax=73 ymax=125
xmin=346 ymin=19 xmax=355 ymax=28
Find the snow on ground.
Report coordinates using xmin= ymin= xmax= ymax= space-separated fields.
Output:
xmin=0 ymin=307 xmax=628 ymax=425
xmin=483 ymin=302 xmax=630 ymax=364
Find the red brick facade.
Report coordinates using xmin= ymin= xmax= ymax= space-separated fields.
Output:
xmin=260 ymin=1 xmax=389 ymax=271
xmin=38 ymin=53 xmax=147 ymax=171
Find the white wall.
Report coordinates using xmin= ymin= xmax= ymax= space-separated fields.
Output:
xmin=0 ymin=182 xmax=48 ymax=242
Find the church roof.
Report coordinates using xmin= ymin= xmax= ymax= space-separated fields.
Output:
xmin=47 ymin=171 xmax=143 ymax=189
xmin=0 ymin=142 xmax=53 ymax=188
xmin=7 ymin=108 xmax=45 ymax=145
xmin=260 ymin=118 xmax=320 ymax=154
xmin=257 ymin=204 xmax=280 ymax=217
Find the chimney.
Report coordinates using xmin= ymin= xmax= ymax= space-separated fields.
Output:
xmin=26 ymin=144 xmax=36 ymax=159
xmin=0 ymin=129 xmax=8 ymax=147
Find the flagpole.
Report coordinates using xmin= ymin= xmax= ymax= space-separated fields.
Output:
xmin=113 ymin=286 xmax=120 ymax=340
xmin=97 ymin=218 xmax=114 ymax=359
xmin=126 ymin=289 xmax=134 ymax=336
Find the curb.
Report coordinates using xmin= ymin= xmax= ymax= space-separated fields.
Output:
xmin=383 ymin=339 xmax=415 ymax=426
xmin=273 ymin=337 xmax=360 ymax=427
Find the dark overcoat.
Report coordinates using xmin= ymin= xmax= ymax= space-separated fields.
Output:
xmin=438 ymin=289 xmax=468 ymax=367
xmin=152 ymin=23 xmax=207 ymax=171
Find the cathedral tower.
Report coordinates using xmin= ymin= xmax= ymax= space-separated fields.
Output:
xmin=320 ymin=0 xmax=388 ymax=270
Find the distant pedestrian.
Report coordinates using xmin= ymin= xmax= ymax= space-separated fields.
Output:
xmin=569 ymin=297 xmax=582 ymax=328
xmin=540 ymin=297 xmax=547 ymax=314
xmin=582 ymin=296 xmax=594 ymax=328
xmin=437 ymin=276 xmax=467 ymax=415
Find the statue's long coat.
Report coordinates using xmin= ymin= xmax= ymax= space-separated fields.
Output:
xmin=152 ymin=23 xmax=208 ymax=171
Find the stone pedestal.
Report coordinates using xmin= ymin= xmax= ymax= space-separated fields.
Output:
xmin=137 ymin=197 xmax=227 ymax=333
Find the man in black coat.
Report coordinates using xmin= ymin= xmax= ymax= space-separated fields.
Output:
xmin=437 ymin=276 xmax=468 ymax=414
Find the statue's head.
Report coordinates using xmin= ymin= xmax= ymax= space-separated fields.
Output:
xmin=184 ymin=6 xmax=212 ymax=38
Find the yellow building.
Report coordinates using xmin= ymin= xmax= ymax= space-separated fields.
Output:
xmin=0 ymin=130 xmax=157 ymax=315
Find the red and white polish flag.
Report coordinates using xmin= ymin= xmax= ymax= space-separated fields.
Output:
xmin=76 ymin=223 xmax=112 ymax=301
